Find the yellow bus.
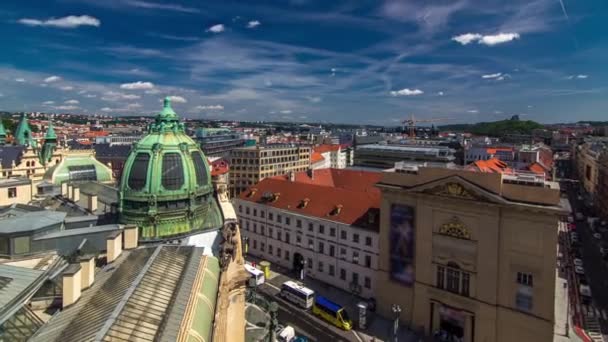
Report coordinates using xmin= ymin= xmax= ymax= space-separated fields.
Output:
xmin=311 ymin=295 xmax=352 ymax=331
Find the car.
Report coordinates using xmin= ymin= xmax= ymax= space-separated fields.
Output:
xmin=575 ymin=265 xmax=585 ymax=275
xmin=567 ymin=216 xmax=574 ymax=223
xmin=594 ymin=233 xmax=602 ymax=240
xmin=573 ymin=258 xmax=584 ymax=267
xmin=575 ymin=212 xmax=585 ymax=221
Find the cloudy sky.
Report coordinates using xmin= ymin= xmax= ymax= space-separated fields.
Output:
xmin=0 ymin=0 xmax=606 ymax=124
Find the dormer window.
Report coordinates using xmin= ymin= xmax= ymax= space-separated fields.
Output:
xmin=299 ymin=198 xmax=310 ymax=208
xmin=330 ymin=204 xmax=343 ymax=216
xmin=248 ymin=188 xmax=258 ymax=197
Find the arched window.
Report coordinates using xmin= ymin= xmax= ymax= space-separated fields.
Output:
xmin=161 ymin=153 xmax=184 ymax=190
xmin=191 ymin=151 xmax=208 ymax=186
xmin=128 ymin=153 xmax=150 ymax=190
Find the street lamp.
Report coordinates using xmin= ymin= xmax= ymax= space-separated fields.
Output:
xmin=300 ymin=259 xmax=306 ymax=280
xmin=392 ymin=304 xmax=402 ymax=342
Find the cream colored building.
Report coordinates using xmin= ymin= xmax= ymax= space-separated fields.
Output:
xmin=229 ymin=144 xmax=311 ymax=197
xmin=0 ymin=178 xmax=32 ymax=206
xmin=574 ymin=140 xmax=606 ymax=197
xmin=375 ymin=165 xmax=567 ymax=342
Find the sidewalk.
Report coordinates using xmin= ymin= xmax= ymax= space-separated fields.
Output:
xmin=246 ymin=255 xmax=424 ymax=342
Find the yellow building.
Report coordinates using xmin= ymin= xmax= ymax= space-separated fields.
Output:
xmin=229 ymin=144 xmax=311 ymax=197
xmin=0 ymin=178 xmax=32 ymax=206
xmin=574 ymin=141 xmax=604 ymax=196
xmin=375 ymin=165 xmax=567 ymax=342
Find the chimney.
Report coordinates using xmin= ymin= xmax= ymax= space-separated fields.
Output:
xmin=123 ymin=225 xmax=139 ymax=250
xmin=87 ymin=194 xmax=98 ymax=212
xmin=307 ymin=168 xmax=314 ymax=180
xmin=67 ymin=184 xmax=73 ymax=199
xmin=288 ymin=171 xmax=295 ymax=182
xmin=61 ymin=182 xmax=68 ymax=196
xmin=106 ymin=230 xmax=123 ymax=263
xmin=62 ymin=264 xmax=82 ymax=308
xmin=72 ymin=186 xmax=80 ymax=202
xmin=78 ymin=254 xmax=95 ymax=290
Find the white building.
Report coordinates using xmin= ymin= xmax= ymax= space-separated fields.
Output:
xmin=314 ymin=144 xmax=347 ymax=169
xmin=235 ymin=169 xmax=382 ymax=298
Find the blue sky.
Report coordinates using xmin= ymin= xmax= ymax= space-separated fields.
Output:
xmin=0 ymin=0 xmax=606 ymax=125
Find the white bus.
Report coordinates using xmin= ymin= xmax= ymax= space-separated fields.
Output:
xmin=244 ymin=264 xmax=265 ymax=285
xmin=279 ymin=281 xmax=315 ymax=309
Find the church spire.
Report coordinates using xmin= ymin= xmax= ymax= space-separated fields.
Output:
xmin=0 ymin=119 xmax=6 ymax=145
xmin=14 ymin=113 xmax=34 ymax=146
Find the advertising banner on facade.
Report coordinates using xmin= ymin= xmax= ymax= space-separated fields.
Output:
xmin=389 ymin=204 xmax=415 ymax=286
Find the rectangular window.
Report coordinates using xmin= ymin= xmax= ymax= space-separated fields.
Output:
xmin=308 ymin=222 xmax=313 ymax=231
xmin=340 ymin=268 xmax=346 ymax=280
xmin=277 ymin=231 xmax=282 ymax=241
xmin=329 ymin=265 xmax=335 ymax=276
xmin=246 ymin=221 xmax=250 ymax=231
xmin=516 ymin=288 xmax=533 ymax=312
xmin=285 ymin=250 xmax=290 ymax=260
xmin=365 ymin=255 xmax=372 ymax=268
xmin=285 ymin=232 xmax=290 ymax=244
xmin=246 ymin=207 xmax=250 ymax=215
xmin=319 ymin=225 xmax=325 ymax=234
xmin=8 ymin=187 xmax=17 ymax=198
xmin=517 ymin=272 xmax=533 ymax=287
xmin=268 ymin=245 xmax=273 ymax=255
xmin=364 ymin=276 xmax=371 ymax=289
xmin=341 ymin=230 xmax=347 ymax=240
xmin=329 ymin=245 xmax=335 ymax=257
xmin=318 ymin=242 xmax=324 ymax=254
xmin=318 ymin=261 xmax=324 ymax=272
xmin=268 ymin=227 xmax=273 ymax=238
xmin=277 ymin=248 xmax=282 ymax=258
xmin=253 ymin=240 xmax=257 ymax=249
xmin=261 ymin=210 xmax=265 ymax=218
xmin=462 ymin=273 xmax=470 ymax=297
xmin=340 ymin=248 xmax=346 ymax=258
xmin=253 ymin=209 xmax=257 ymax=217
xmin=447 ymin=268 xmax=460 ymax=293
xmin=308 ymin=239 xmax=313 ymax=249
xmin=352 ymin=272 xmax=359 ymax=285
xmin=330 ymin=227 xmax=336 ymax=237
xmin=437 ymin=265 xmax=445 ymax=289
xmin=277 ymin=215 xmax=282 ymax=223
xmin=307 ymin=258 xmax=313 ymax=269
xmin=269 ymin=212 xmax=274 ymax=220
xmin=365 ymin=236 xmax=372 ymax=246
xmin=13 ymin=236 xmax=30 ymax=254
xmin=238 ymin=205 xmax=242 ymax=213
xmin=352 ymin=251 xmax=359 ymax=264
xmin=353 ymin=233 xmax=359 ymax=243
xmin=296 ymin=235 xmax=301 ymax=244
xmin=260 ymin=242 xmax=265 ymax=252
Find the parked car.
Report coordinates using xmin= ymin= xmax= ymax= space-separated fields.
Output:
xmin=575 ymin=265 xmax=585 ymax=275
xmin=575 ymin=212 xmax=585 ymax=221
xmin=573 ymin=258 xmax=584 ymax=267
xmin=594 ymin=233 xmax=602 ymax=240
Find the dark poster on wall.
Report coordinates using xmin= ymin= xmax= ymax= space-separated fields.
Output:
xmin=389 ymin=204 xmax=415 ymax=286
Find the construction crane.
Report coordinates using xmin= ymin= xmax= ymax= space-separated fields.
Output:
xmin=402 ymin=114 xmax=452 ymax=138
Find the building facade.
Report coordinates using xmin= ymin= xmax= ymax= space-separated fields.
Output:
xmin=314 ymin=144 xmax=348 ymax=169
xmin=374 ymin=165 xmax=566 ymax=342
xmin=195 ymin=128 xmax=246 ymax=158
xmin=236 ymin=169 xmax=382 ymax=298
xmin=228 ymin=144 xmax=311 ymax=197
xmin=0 ymin=178 xmax=32 ymax=206
xmin=354 ymin=144 xmax=455 ymax=169
xmin=573 ymin=139 xmax=607 ymax=197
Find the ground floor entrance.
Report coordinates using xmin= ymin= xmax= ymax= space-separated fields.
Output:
xmin=430 ymin=302 xmax=474 ymax=342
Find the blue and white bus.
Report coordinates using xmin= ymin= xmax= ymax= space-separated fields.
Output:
xmin=244 ymin=264 xmax=265 ymax=286
xmin=279 ymin=281 xmax=315 ymax=309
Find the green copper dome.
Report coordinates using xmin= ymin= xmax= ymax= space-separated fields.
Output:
xmin=118 ymin=97 xmax=216 ymax=241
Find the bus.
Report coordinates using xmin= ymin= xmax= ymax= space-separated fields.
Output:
xmin=279 ymin=281 xmax=315 ymax=309
xmin=244 ymin=264 xmax=265 ymax=286
xmin=311 ymin=295 xmax=352 ymax=331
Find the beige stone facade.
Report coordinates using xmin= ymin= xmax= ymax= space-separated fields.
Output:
xmin=574 ymin=142 xmax=603 ymax=196
xmin=229 ymin=145 xmax=311 ymax=197
xmin=0 ymin=146 xmax=63 ymax=184
xmin=375 ymin=166 xmax=566 ymax=342
xmin=0 ymin=178 xmax=32 ymax=206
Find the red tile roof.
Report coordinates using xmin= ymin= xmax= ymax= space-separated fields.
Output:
xmin=311 ymin=151 xmax=325 ymax=164
xmin=239 ymin=177 xmax=380 ymax=228
xmin=486 ymin=147 xmax=513 ymax=154
xmin=466 ymin=158 xmax=512 ymax=173
xmin=528 ymin=162 xmax=548 ymax=174
xmin=272 ymin=168 xmax=383 ymax=192
xmin=314 ymin=144 xmax=342 ymax=153
xmin=209 ymin=158 xmax=230 ymax=176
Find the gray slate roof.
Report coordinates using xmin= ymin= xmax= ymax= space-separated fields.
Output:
xmin=0 ymin=265 xmax=44 ymax=309
xmin=0 ymin=145 xmax=25 ymax=168
xmin=0 ymin=210 xmax=66 ymax=234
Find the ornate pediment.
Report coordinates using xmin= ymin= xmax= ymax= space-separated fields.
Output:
xmin=422 ymin=181 xmax=485 ymax=201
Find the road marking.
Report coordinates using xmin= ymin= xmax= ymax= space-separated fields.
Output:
xmin=602 ymin=309 xmax=608 ymax=320
xmin=264 ymin=281 xmax=281 ymax=292
xmin=595 ymin=307 xmax=601 ymax=318
xmin=352 ymin=331 xmax=363 ymax=342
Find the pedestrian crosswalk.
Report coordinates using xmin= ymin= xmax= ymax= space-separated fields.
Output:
xmin=584 ymin=307 xmax=604 ymax=342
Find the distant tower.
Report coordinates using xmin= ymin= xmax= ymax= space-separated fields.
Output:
xmin=39 ymin=120 xmax=57 ymax=166
xmin=14 ymin=113 xmax=35 ymax=147
xmin=0 ymin=119 xmax=6 ymax=145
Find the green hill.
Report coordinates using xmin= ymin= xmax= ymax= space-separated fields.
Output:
xmin=439 ymin=119 xmax=543 ymax=137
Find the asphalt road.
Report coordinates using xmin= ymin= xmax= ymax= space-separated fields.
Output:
xmin=256 ymin=284 xmax=357 ymax=342
xmin=564 ymin=182 xmax=608 ymax=340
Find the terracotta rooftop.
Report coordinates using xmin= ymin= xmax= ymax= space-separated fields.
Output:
xmin=314 ymin=144 xmax=342 ymax=153
xmin=486 ymin=147 xmax=513 ymax=154
xmin=311 ymin=151 xmax=325 ymax=164
xmin=242 ymin=169 xmax=381 ymax=229
xmin=466 ymin=158 xmax=512 ymax=173
xmin=209 ymin=158 xmax=230 ymax=176
xmin=528 ymin=162 xmax=548 ymax=174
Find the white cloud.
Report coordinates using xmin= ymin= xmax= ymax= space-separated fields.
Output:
xmin=145 ymin=88 xmax=161 ymax=94
xmin=247 ymin=20 xmax=261 ymax=28
xmin=467 ymin=110 xmax=479 ymax=113
xmin=122 ymin=0 xmax=200 ymax=13
xmin=65 ymin=99 xmax=79 ymax=104
xmin=100 ymin=107 xmax=113 ymax=112
xmin=479 ymin=33 xmax=520 ymax=46
xmin=42 ymin=101 xmax=55 ymax=105
xmin=54 ymin=105 xmax=79 ymax=111
xmin=567 ymin=74 xmax=589 ymax=80
xmin=44 ymin=75 xmax=62 ymax=83
xmin=15 ymin=78 xmax=25 ymax=82
xmin=18 ymin=15 xmax=100 ymax=29
xmin=120 ymin=81 xmax=155 ymax=90
xmin=206 ymin=24 xmax=225 ymax=33
xmin=306 ymin=96 xmax=322 ymax=103
xmin=102 ymin=91 xmax=141 ymax=101
xmin=453 ymin=32 xmax=520 ymax=46
xmin=167 ymin=95 xmax=187 ymax=103
xmin=195 ymin=105 xmax=224 ymax=111
xmin=437 ymin=91 xmax=444 ymax=96
xmin=452 ymin=33 xmax=482 ymax=45
xmin=330 ymin=68 xmax=337 ymax=77
xmin=280 ymin=110 xmax=293 ymax=114
xmin=390 ymin=88 xmax=424 ymax=96
xmin=577 ymin=74 xmax=588 ymax=79
xmin=85 ymin=94 xmax=97 ymax=98
xmin=60 ymin=86 xmax=74 ymax=91
xmin=482 ymin=73 xmax=502 ymax=79
xmin=126 ymin=103 xmax=142 ymax=109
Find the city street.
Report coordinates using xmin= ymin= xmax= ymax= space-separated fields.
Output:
xmin=563 ymin=182 xmax=608 ymax=341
